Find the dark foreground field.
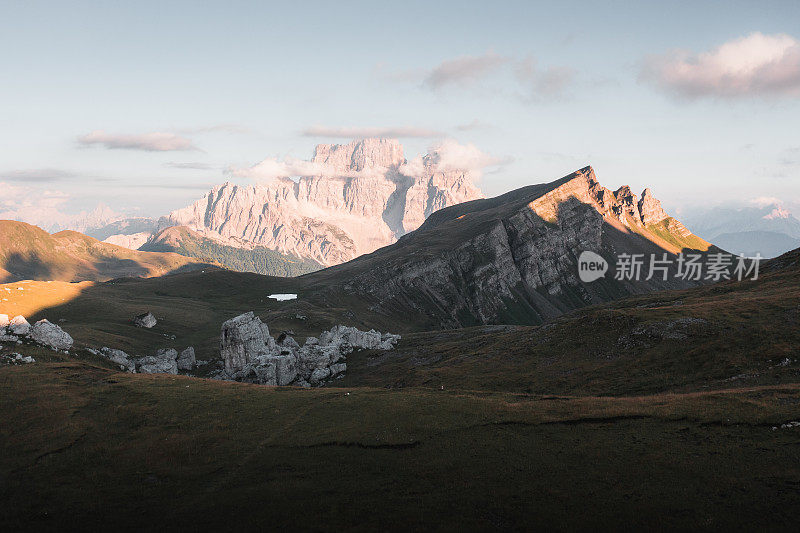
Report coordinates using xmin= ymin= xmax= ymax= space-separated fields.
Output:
xmin=1 ymin=359 xmax=799 ymax=531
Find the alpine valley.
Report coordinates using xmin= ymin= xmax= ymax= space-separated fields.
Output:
xmin=1 ymin=142 xmax=799 ymax=531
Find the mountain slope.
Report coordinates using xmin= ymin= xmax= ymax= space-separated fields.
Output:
xmin=140 ymin=225 xmax=321 ymax=277
xmin=300 ymin=166 xmax=714 ymax=328
xmin=161 ymin=138 xmax=484 ymax=266
xmin=0 ymin=220 xmax=212 ymax=283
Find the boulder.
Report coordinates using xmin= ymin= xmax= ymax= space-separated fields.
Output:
xmin=30 ymin=320 xmax=73 ymax=350
xmin=135 ymin=348 xmax=178 ymax=374
xmin=310 ymin=367 xmax=331 ymax=384
xmin=329 ymin=362 xmax=347 ymax=376
xmin=100 ymin=347 xmax=136 ymax=373
xmin=133 ymin=312 xmax=157 ymax=328
xmin=0 ymin=314 xmax=9 ymax=328
xmin=269 ymin=355 xmax=298 ymax=386
xmin=9 ymin=315 xmax=30 ymax=336
xmin=177 ymin=347 xmax=196 ymax=370
xmin=219 ymin=311 xmax=277 ymax=375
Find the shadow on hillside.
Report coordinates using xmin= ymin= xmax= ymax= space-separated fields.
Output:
xmin=1 ymin=251 xmax=55 ymax=283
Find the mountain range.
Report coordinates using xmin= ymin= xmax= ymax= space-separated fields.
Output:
xmin=682 ymin=202 xmax=800 ymax=258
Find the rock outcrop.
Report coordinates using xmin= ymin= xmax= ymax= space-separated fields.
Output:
xmin=99 ymin=347 xmax=137 ymax=373
xmin=9 ymin=316 xmax=30 ymax=336
xmin=219 ymin=311 xmax=399 ymax=386
xmin=135 ymin=348 xmax=179 ymax=374
xmin=133 ymin=312 xmax=157 ymax=328
xmin=160 ymin=139 xmax=483 ymax=266
xmin=30 ymin=320 xmax=73 ymax=350
xmin=303 ymin=166 xmax=714 ymax=329
xmin=177 ymin=347 xmax=196 ymax=370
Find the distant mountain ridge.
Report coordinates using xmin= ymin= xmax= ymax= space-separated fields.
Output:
xmin=0 ymin=220 xmax=211 ymax=283
xmin=683 ymin=202 xmax=800 ymax=258
xmin=140 ymin=225 xmax=321 ymax=277
xmin=159 ymin=138 xmax=484 ymax=266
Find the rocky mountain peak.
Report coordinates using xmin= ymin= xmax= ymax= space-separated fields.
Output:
xmin=163 ymin=139 xmax=483 ymax=266
xmin=312 ymin=138 xmax=405 ymax=173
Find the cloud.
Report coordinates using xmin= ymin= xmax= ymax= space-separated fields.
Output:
xmin=455 ymin=119 xmax=491 ymax=131
xmin=229 ymin=157 xmax=386 ymax=182
xmin=231 ymin=139 xmax=505 ymax=183
xmin=423 ymin=52 xmax=510 ymax=89
xmin=78 ymin=130 xmax=198 ymax=151
xmin=302 ymin=125 xmax=444 ymax=138
xmin=0 ymin=168 xmax=75 ymax=182
xmin=399 ymin=139 xmax=506 ymax=180
xmin=749 ymin=196 xmax=783 ymax=208
xmin=164 ymin=161 xmax=215 ymax=170
xmin=640 ymin=32 xmax=800 ymax=99
xmin=177 ymin=124 xmax=250 ymax=135
xmin=515 ymin=57 xmax=575 ymax=100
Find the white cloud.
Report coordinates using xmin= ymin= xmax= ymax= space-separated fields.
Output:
xmin=78 ymin=130 xmax=198 ymax=151
xmin=750 ymin=196 xmax=783 ymax=208
xmin=515 ymin=57 xmax=575 ymax=100
xmin=0 ymin=168 xmax=75 ymax=182
xmin=229 ymin=157 xmax=386 ymax=182
xmin=302 ymin=125 xmax=443 ymax=138
xmin=399 ymin=139 xmax=505 ymax=180
xmin=641 ymin=32 xmax=800 ymax=99
xmin=0 ymin=182 xmax=122 ymax=232
xmin=423 ymin=52 xmax=509 ymax=89
xmin=164 ymin=161 xmax=215 ymax=170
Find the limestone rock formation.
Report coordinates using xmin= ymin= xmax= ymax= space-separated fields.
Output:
xmin=218 ymin=311 xmax=400 ymax=386
xmin=177 ymin=347 xmax=196 ymax=370
xmin=308 ymin=166 xmax=714 ymax=329
xmin=161 ymin=138 xmax=483 ymax=267
xmin=133 ymin=312 xmax=157 ymax=329
xmin=30 ymin=320 xmax=73 ymax=351
xmin=9 ymin=316 xmax=30 ymax=336
xmin=99 ymin=347 xmax=137 ymax=373
xmin=134 ymin=348 xmax=179 ymax=374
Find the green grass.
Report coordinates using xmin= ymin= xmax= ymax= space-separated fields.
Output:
xmin=1 ymin=361 xmax=799 ymax=531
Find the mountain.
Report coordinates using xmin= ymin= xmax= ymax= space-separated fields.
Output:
xmin=0 ymin=220 xmax=212 ymax=283
xmin=682 ymin=202 xmax=800 ymax=258
xmin=160 ymin=138 xmax=483 ymax=266
xmin=299 ymin=166 xmax=713 ymax=328
xmin=85 ymin=217 xmax=159 ymax=241
xmin=140 ymin=225 xmax=321 ymax=277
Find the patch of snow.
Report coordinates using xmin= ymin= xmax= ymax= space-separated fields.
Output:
xmin=268 ymin=293 xmax=298 ymax=301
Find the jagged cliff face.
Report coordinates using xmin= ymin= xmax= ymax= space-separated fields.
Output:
xmin=163 ymin=139 xmax=483 ymax=266
xmin=302 ymin=167 xmax=712 ymax=328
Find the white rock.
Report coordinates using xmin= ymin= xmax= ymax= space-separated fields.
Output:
xmin=177 ymin=346 xmax=196 ymax=370
xmin=135 ymin=348 xmax=178 ymax=374
xmin=30 ymin=319 xmax=74 ymax=350
xmin=100 ymin=347 xmax=136 ymax=373
xmin=0 ymin=314 xmax=9 ymax=328
xmin=133 ymin=312 xmax=157 ymax=328
xmin=9 ymin=316 xmax=30 ymax=336
xmin=310 ymin=367 xmax=331 ymax=384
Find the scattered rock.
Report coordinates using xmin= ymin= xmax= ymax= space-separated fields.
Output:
xmin=30 ymin=319 xmax=73 ymax=350
xmin=133 ymin=312 xmax=157 ymax=329
xmin=134 ymin=348 xmax=178 ymax=374
xmin=177 ymin=347 xmax=196 ymax=370
xmin=1 ymin=353 xmax=35 ymax=365
xmin=100 ymin=347 xmax=136 ymax=373
xmin=217 ymin=311 xmax=399 ymax=387
xmin=9 ymin=315 xmax=30 ymax=336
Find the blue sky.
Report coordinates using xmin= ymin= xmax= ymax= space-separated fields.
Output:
xmin=2 ymin=0 xmax=799 ymax=224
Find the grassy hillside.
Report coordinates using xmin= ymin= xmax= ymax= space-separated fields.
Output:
xmin=141 ymin=225 xmax=322 ymax=277
xmin=0 ymin=220 xmax=212 ymax=283
xmin=0 ymin=359 xmax=798 ymax=531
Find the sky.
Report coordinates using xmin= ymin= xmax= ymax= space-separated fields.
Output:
xmin=1 ymin=0 xmax=800 ymax=226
